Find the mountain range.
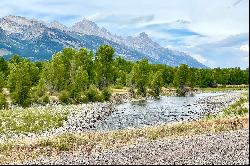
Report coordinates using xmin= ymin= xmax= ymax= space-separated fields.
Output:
xmin=0 ymin=15 xmax=207 ymax=68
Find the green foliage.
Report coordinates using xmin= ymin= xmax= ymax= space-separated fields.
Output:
xmin=173 ymin=64 xmax=189 ymax=88
xmin=0 ymin=57 xmax=8 ymax=76
xmin=223 ymin=97 xmax=249 ymax=117
xmin=0 ymin=108 xmax=68 ymax=134
xmin=127 ymin=67 xmax=136 ymax=98
xmin=11 ymin=88 xmax=31 ymax=107
xmin=162 ymin=66 xmax=175 ymax=87
xmin=59 ymin=90 xmax=71 ymax=104
xmin=29 ymin=79 xmax=49 ymax=104
xmin=0 ymin=93 xmax=8 ymax=110
xmin=42 ymin=94 xmax=50 ymax=104
xmin=94 ymin=45 xmax=115 ymax=89
xmin=8 ymin=55 xmax=24 ymax=64
xmin=86 ymin=85 xmax=101 ymax=102
xmin=149 ymin=71 xmax=163 ymax=98
xmin=0 ymin=45 xmax=248 ymax=107
xmin=42 ymin=53 xmax=68 ymax=91
xmin=188 ymin=68 xmax=198 ymax=88
xmin=173 ymin=64 xmax=190 ymax=96
xmin=0 ymin=72 xmax=5 ymax=90
xmin=70 ymin=66 xmax=89 ymax=99
xmin=101 ymin=88 xmax=112 ymax=101
xmin=128 ymin=59 xmax=150 ymax=97
xmin=7 ymin=60 xmax=38 ymax=107
xmin=74 ymin=92 xmax=88 ymax=104
xmin=198 ymin=69 xmax=215 ymax=88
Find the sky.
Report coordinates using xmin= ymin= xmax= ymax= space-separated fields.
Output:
xmin=0 ymin=0 xmax=249 ymax=69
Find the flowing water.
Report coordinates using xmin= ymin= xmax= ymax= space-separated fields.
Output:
xmin=93 ymin=92 xmax=231 ymax=131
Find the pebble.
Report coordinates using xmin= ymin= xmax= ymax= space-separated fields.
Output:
xmin=24 ymin=129 xmax=249 ymax=165
xmin=0 ymin=91 xmax=246 ymax=144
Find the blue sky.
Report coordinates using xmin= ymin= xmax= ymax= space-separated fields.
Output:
xmin=0 ymin=0 xmax=249 ymax=68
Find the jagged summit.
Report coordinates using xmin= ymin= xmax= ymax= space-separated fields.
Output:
xmin=48 ymin=21 xmax=69 ymax=31
xmin=0 ymin=15 xmax=47 ymax=38
xmin=71 ymin=18 xmax=112 ymax=39
xmin=138 ymin=32 xmax=149 ymax=39
xmin=2 ymin=15 xmax=43 ymax=26
xmin=0 ymin=15 xmax=207 ymax=68
xmin=135 ymin=32 xmax=159 ymax=46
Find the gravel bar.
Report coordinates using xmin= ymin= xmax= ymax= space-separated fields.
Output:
xmin=25 ymin=129 xmax=249 ymax=165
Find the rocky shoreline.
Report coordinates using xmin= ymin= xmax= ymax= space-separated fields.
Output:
xmin=0 ymin=91 xmax=247 ymax=142
xmin=86 ymin=91 xmax=244 ymax=132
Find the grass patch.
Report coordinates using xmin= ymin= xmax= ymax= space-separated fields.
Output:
xmin=112 ymin=88 xmax=129 ymax=93
xmin=0 ymin=108 xmax=69 ymax=135
xmin=205 ymin=93 xmax=249 ymax=120
xmin=201 ymin=87 xmax=249 ymax=92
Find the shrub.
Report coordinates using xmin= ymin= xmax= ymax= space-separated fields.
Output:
xmin=10 ymin=88 xmax=31 ymax=108
xmin=0 ymin=108 xmax=69 ymax=135
xmin=176 ymin=86 xmax=189 ymax=97
xmin=101 ymin=88 xmax=112 ymax=101
xmin=113 ymin=85 xmax=123 ymax=89
xmin=86 ymin=85 xmax=100 ymax=102
xmin=75 ymin=93 xmax=89 ymax=104
xmin=0 ymin=93 xmax=8 ymax=110
xmin=42 ymin=94 xmax=50 ymax=104
xmin=28 ymin=87 xmax=39 ymax=104
xmin=59 ymin=90 xmax=71 ymax=104
xmin=0 ymin=72 xmax=5 ymax=90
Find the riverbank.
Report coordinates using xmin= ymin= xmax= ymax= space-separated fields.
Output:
xmin=1 ymin=115 xmax=248 ymax=165
xmin=0 ymin=90 xmax=248 ymax=164
xmin=111 ymin=86 xmax=249 ymax=101
xmin=0 ymin=102 xmax=117 ymax=141
xmin=24 ymin=129 xmax=249 ymax=165
xmin=0 ymin=91 xmax=245 ymax=141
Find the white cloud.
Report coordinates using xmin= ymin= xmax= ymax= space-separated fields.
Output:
xmin=240 ymin=44 xmax=249 ymax=52
xmin=0 ymin=0 xmax=248 ymax=68
xmin=190 ymin=54 xmax=208 ymax=64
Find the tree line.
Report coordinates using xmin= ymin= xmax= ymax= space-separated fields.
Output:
xmin=0 ymin=45 xmax=249 ymax=108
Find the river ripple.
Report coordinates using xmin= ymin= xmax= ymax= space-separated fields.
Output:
xmin=92 ymin=92 xmax=242 ymax=131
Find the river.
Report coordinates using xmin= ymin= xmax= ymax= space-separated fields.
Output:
xmin=92 ymin=92 xmax=241 ymax=131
